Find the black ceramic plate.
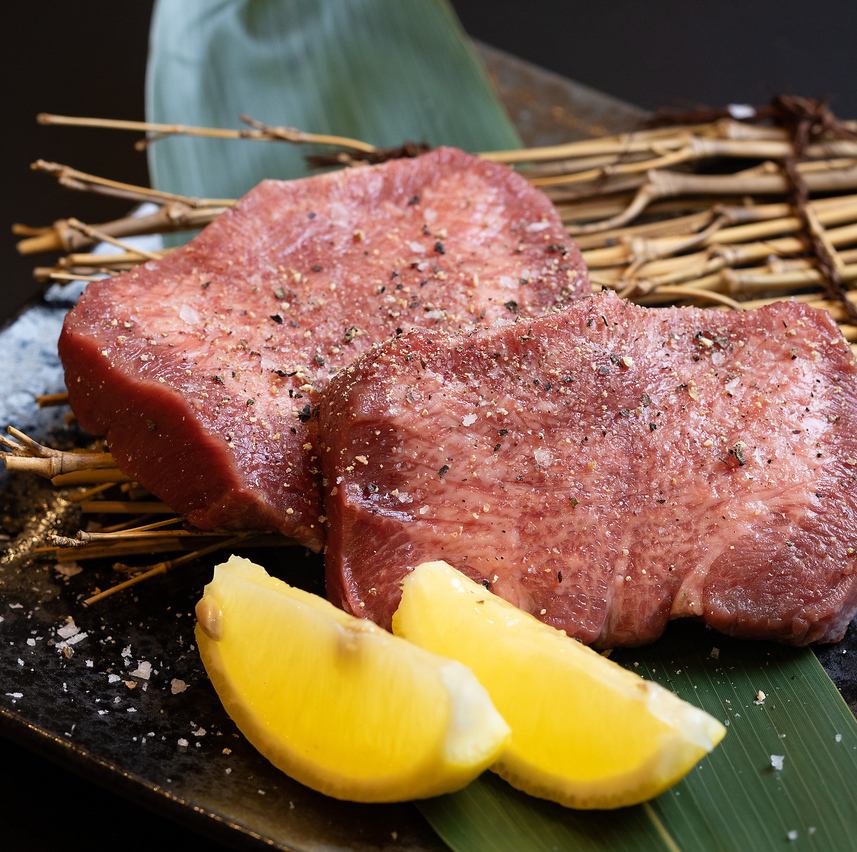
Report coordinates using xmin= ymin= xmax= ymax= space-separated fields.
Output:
xmin=0 ymin=48 xmax=853 ymax=852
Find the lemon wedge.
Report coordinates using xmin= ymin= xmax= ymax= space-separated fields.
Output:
xmin=194 ymin=555 xmax=509 ymax=802
xmin=393 ymin=561 xmax=726 ymax=809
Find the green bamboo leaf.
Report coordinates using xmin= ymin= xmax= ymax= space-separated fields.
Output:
xmin=147 ymin=2 xmax=857 ymax=849
xmin=421 ymin=624 xmax=857 ymax=851
xmin=147 ymin=0 xmax=520 ymax=200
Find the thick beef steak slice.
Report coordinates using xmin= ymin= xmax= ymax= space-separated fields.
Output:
xmin=318 ymin=292 xmax=857 ymax=645
xmin=59 ymin=148 xmax=587 ymax=550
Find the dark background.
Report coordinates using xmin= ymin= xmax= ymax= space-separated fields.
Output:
xmin=3 ymin=1 xmax=854 ymax=849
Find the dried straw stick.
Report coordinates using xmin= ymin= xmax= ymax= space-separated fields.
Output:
xmin=0 ymin=427 xmax=113 ymax=477
xmin=38 ymin=113 xmax=378 ymax=155
xmin=83 ymin=534 xmax=249 ymax=605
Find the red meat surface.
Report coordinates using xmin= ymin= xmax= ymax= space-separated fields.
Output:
xmin=59 ymin=148 xmax=587 ymax=549
xmin=317 ymin=292 xmax=857 ymax=645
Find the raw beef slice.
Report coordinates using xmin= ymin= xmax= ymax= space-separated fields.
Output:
xmin=317 ymin=292 xmax=857 ymax=645
xmin=59 ymin=147 xmax=588 ymax=550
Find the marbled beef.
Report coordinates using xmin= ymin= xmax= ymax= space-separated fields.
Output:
xmin=59 ymin=148 xmax=587 ymax=549
xmin=317 ymin=292 xmax=857 ymax=645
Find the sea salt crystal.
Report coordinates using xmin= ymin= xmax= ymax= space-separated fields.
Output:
xmin=177 ymin=738 xmax=189 ymax=748
xmin=130 ymin=661 xmax=152 ymax=680
xmin=108 ymin=674 xmax=121 ymax=684
xmin=461 ymin=413 xmax=477 ymax=427
xmin=57 ymin=619 xmax=80 ymax=640
xmin=728 ymin=103 xmax=756 ymax=120
xmin=786 ymin=830 xmax=798 ymax=841
xmin=5 ymin=692 xmax=23 ymax=700
xmin=54 ymin=562 xmax=82 ymax=578
xmin=526 ymin=220 xmax=551 ymax=232
xmin=533 ymin=448 xmax=553 ymax=467
xmin=26 ymin=638 xmax=35 ymax=647
xmin=170 ymin=678 xmax=188 ymax=695
xmin=770 ymin=754 xmax=785 ymax=771
xmin=121 ymin=645 xmax=132 ymax=658
xmin=63 ymin=632 xmax=88 ymax=647
xmin=9 ymin=603 xmax=23 ymax=609
xmin=192 ymin=727 xmax=207 ymax=737
xmin=835 ymin=733 xmax=843 ymax=743
xmin=754 ymin=690 xmax=766 ymax=705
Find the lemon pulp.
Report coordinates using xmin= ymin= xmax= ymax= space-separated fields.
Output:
xmin=393 ymin=560 xmax=726 ymax=809
xmin=194 ymin=555 xmax=509 ymax=802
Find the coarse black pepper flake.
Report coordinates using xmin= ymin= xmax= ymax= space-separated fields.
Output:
xmin=570 ymin=496 xmax=579 ymax=507
xmin=269 ymin=314 xmax=284 ymax=324
xmin=438 ymin=464 xmax=450 ymax=478
xmin=407 ymin=194 xmax=421 ymax=206
xmin=297 ymin=403 xmax=312 ymax=422
xmin=480 ymin=578 xmax=491 ymax=589
xmin=504 ymin=300 xmax=519 ymax=314
xmin=434 ymin=240 xmax=446 ymax=254
xmin=649 ymin=422 xmax=658 ymax=431
xmin=212 ymin=375 xmax=224 ymax=384
xmin=498 ymin=428 xmax=509 ymax=436
xmin=246 ymin=398 xmax=255 ymax=406
xmin=314 ymin=354 xmax=325 ymax=367
xmin=728 ymin=441 xmax=748 ymax=466
xmin=310 ymin=263 xmax=323 ymax=272
xmin=201 ymin=280 xmax=211 ymax=290
xmin=343 ymin=326 xmax=360 ymax=343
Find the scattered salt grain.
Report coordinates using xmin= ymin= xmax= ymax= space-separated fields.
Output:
xmin=17 ymin=659 xmax=23 ymax=667
xmin=461 ymin=413 xmax=477 ymax=427
xmin=127 ymin=707 xmax=137 ymax=713
xmin=835 ymin=733 xmax=843 ymax=743
xmin=9 ymin=603 xmax=23 ymax=610
xmin=26 ymin=638 xmax=35 ymax=647
xmin=222 ymin=748 xmax=232 ymax=755
xmin=192 ymin=727 xmax=207 ymax=737
xmin=121 ymin=645 xmax=132 ymax=659
xmin=225 ymin=768 xmax=232 ymax=775
xmin=709 ymin=647 xmax=720 ymax=660
xmin=54 ymin=562 xmax=82 ymax=578
xmin=85 ymin=659 xmax=93 ymax=668
xmin=177 ymin=738 xmax=189 ymax=748
xmin=754 ymin=690 xmax=766 ymax=705
xmin=130 ymin=661 xmax=152 ymax=680
xmin=5 ymin=692 xmax=23 ymax=700
xmin=786 ymin=830 xmax=798 ymax=842
xmin=57 ymin=619 xmax=80 ymax=640
xmin=770 ymin=754 xmax=785 ymax=771
xmin=107 ymin=674 xmax=121 ymax=684
xmin=170 ymin=678 xmax=188 ymax=695
xmin=533 ymin=447 xmax=552 ymax=467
